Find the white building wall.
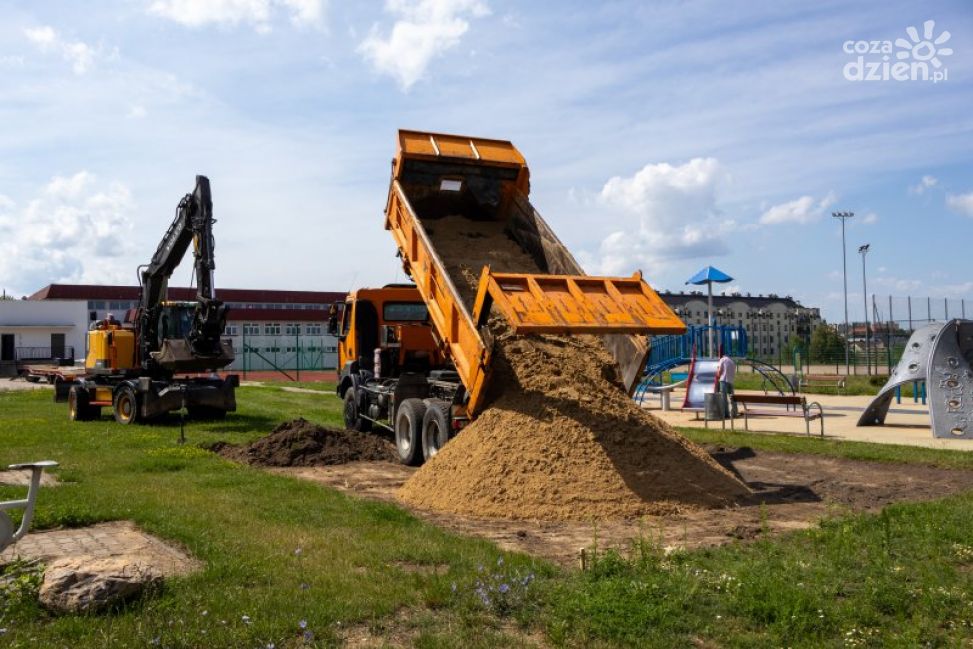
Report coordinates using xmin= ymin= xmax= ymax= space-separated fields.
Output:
xmin=0 ymin=300 xmax=88 ymax=363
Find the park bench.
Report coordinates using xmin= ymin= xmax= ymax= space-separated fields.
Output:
xmin=799 ymin=373 xmax=846 ymax=394
xmin=731 ymin=394 xmax=824 ymax=437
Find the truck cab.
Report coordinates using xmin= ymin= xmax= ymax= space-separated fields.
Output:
xmin=334 ymin=284 xmax=447 ymax=385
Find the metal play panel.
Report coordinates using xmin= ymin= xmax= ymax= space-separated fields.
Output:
xmin=858 ymin=319 xmax=973 ymax=439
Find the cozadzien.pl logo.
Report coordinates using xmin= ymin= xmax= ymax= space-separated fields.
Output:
xmin=843 ymin=19 xmax=952 ymax=83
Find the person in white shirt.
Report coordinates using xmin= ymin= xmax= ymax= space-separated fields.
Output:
xmin=716 ymin=352 xmax=737 ymax=417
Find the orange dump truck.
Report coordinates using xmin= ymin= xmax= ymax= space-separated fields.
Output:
xmin=333 ymin=130 xmax=686 ymax=465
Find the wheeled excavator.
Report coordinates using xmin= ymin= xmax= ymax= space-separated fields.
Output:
xmin=60 ymin=175 xmax=238 ymax=423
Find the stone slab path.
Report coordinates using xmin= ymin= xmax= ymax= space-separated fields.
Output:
xmin=0 ymin=520 xmax=201 ymax=577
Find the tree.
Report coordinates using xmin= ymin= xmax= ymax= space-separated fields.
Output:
xmin=809 ymin=324 xmax=845 ymax=364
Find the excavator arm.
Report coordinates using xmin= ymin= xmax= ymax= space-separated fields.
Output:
xmin=137 ymin=175 xmax=232 ymax=373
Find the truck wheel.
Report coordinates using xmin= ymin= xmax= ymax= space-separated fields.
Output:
xmin=68 ymin=385 xmax=94 ymax=421
xmin=395 ymin=398 xmax=427 ymax=466
xmin=343 ymin=388 xmax=371 ymax=432
xmin=113 ymin=385 xmax=141 ymax=425
xmin=421 ymin=400 xmax=452 ymax=460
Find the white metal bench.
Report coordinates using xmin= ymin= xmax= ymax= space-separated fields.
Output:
xmin=0 ymin=461 xmax=58 ymax=551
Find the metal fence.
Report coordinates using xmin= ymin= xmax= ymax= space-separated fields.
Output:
xmin=770 ymin=294 xmax=972 ymax=376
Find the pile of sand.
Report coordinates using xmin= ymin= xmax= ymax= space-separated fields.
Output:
xmin=396 ymin=216 xmax=749 ymax=521
xmin=213 ymin=418 xmax=397 ymax=466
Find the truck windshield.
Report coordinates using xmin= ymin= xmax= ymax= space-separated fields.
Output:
xmin=383 ymin=302 xmax=428 ymax=322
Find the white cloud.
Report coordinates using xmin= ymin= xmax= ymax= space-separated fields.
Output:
xmin=862 ymin=211 xmax=879 ymax=224
xmin=591 ymin=157 xmax=731 ymax=274
xmin=127 ymin=104 xmax=148 ymax=119
xmin=148 ymin=0 xmax=326 ymax=31
xmin=0 ymin=172 xmax=136 ymax=295
xmin=23 ymin=26 xmax=99 ymax=74
xmin=759 ymin=191 xmax=836 ymax=225
xmin=909 ymin=175 xmax=938 ymax=194
xmin=358 ymin=0 xmax=490 ymax=90
xmin=946 ymin=191 xmax=973 ymax=218
xmin=24 ymin=26 xmax=57 ymax=49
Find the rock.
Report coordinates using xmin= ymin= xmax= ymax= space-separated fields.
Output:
xmin=39 ymin=555 xmax=163 ymax=614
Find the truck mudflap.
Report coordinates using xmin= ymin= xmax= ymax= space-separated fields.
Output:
xmin=140 ymin=375 xmax=238 ymax=419
xmin=473 ymin=269 xmax=687 ymax=336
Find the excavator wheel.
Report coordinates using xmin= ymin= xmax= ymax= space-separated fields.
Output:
xmin=113 ymin=385 xmax=141 ymax=425
xmin=343 ymin=388 xmax=371 ymax=432
xmin=68 ymin=385 xmax=98 ymax=421
xmin=395 ymin=398 xmax=427 ymax=466
xmin=421 ymin=399 xmax=452 ymax=461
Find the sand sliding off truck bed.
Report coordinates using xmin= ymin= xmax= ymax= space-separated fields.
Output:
xmin=334 ymin=130 xmax=686 ymax=465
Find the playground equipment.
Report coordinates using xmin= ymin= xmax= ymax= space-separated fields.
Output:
xmin=634 ymin=324 xmax=795 ymax=408
xmin=0 ymin=461 xmax=58 ymax=552
xmin=858 ymin=319 xmax=973 ymax=439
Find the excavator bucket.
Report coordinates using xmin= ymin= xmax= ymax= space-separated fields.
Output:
xmin=472 ymin=269 xmax=687 ymax=336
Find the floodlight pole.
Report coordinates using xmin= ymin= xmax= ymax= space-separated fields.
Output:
xmin=859 ymin=244 xmax=870 ymax=375
xmin=833 ymin=211 xmax=854 ymax=375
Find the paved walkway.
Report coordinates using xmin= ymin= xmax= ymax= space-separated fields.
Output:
xmin=0 ymin=521 xmax=200 ymax=576
xmin=644 ymin=389 xmax=973 ymax=451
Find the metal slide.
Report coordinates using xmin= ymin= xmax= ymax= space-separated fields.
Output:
xmin=858 ymin=320 xmax=973 ymax=439
xmin=682 ymin=358 xmax=720 ymax=409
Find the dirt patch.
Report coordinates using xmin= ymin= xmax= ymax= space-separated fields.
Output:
xmin=277 ymin=448 xmax=973 ymax=566
xmin=211 ymin=418 xmax=397 ymax=466
xmin=397 ymin=216 xmax=749 ymax=520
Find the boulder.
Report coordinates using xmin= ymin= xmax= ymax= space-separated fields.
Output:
xmin=39 ymin=555 xmax=163 ymax=614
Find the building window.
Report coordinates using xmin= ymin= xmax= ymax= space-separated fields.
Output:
xmin=224 ymin=325 xmax=239 ymax=336
xmin=265 ymin=323 xmax=281 ymax=336
xmin=91 ymin=301 xmax=106 ymax=310
xmin=305 ymin=324 xmax=322 ymax=335
xmin=285 ymin=323 xmax=300 ymax=335
xmin=243 ymin=323 xmax=260 ymax=336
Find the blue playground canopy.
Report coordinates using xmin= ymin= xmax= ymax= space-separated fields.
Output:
xmin=686 ymin=265 xmax=733 ymax=285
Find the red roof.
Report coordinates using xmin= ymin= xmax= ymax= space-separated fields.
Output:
xmin=29 ymin=284 xmax=345 ymax=305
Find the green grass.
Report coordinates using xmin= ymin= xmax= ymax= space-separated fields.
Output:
xmin=732 ymin=371 xmax=922 ymax=398
xmin=1 ymin=387 xmax=973 ymax=647
xmin=678 ymin=426 xmax=973 ymax=471
xmin=0 ymin=387 xmax=549 ymax=647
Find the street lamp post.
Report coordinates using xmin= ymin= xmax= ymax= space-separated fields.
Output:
xmin=858 ymin=243 xmax=870 ymax=375
xmin=832 ymin=211 xmax=854 ymax=375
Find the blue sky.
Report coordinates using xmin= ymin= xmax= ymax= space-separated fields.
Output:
xmin=0 ymin=0 xmax=971 ymax=323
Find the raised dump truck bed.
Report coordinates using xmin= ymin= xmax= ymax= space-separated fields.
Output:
xmin=384 ymin=130 xmax=685 ymax=417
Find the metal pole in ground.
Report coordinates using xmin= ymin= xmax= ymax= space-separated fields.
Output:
xmin=833 ymin=211 xmax=854 ymax=377
xmin=887 ymin=294 xmax=893 ymax=374
xmin=858 ymin=244 xmax=870 ymax=375
xmin=908 ymin=296 xmax=912 ymax=332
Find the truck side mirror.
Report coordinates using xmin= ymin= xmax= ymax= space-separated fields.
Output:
xmin=327 ymin=303 xmax=340 ymax=336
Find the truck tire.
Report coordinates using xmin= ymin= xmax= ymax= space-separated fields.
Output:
xmin=395 ymin=398 xmax=427 ymax=466
xmin=421 ymin=400 xmax=452 ymax=460
xmin=113 ymin=385 xmax=141 ymax=425
xmin=68 ymin=385 xmax=97 ymax=421
xmin=343 ymin=388 xmax=371 ymax=432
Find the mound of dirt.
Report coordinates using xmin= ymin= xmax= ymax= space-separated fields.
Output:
xmin=214 ymin=418 xmax=397 ymax=466
xmin=397 ymin=216 xmax=750 ymax=521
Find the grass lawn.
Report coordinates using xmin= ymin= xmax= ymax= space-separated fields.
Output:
xmin=1 ymin=384 xmax=972 ymax=647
